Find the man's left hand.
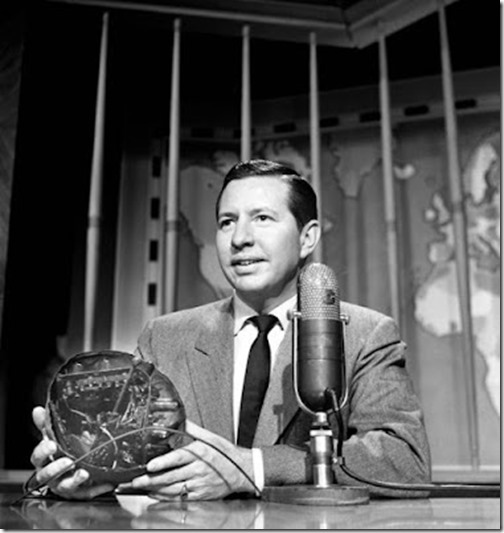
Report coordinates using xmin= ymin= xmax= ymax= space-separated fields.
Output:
xmin=130 ymin=421 xmax=257 ymax=500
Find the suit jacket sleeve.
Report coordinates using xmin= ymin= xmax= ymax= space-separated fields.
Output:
xmin=261 ymin=312 xmax=431 ymax=497
xmin=331 ymin=313 xmax=431 ymax=497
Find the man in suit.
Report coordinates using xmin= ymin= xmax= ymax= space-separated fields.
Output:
xmin=30 ymin=159 xmax=431 ymax=500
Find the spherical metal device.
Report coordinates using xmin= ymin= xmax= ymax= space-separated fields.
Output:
xmin=45 ymin=350 xmax=185 ymax=484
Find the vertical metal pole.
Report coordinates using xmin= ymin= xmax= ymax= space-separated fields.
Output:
xmin=241 ymin=24 xmax=251 ymax=161
xmin=84 ymin=11 xmax=109 ymax=351
xmin=163 ymin=18 xmax=181 ymax=313
xmin=345 ymin=201 xmax=360 ymax=303
xmin=438 ymin=0 xmax=479 ymax=468
xmin=378 ymin=30 xmax=401 ymax=325
xmin=309 ymin=31 xmax=323 ymax=262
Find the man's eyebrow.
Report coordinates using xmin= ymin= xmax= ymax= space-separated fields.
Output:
xmin=217 ymin=210 xmax=236 ymax=219
xmin=249 ymin=206 xmax=278 ymax=215
xmin=218 ymin=206 xmax=278 ymax=218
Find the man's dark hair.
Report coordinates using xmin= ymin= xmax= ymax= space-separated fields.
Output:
xmin=215 ymin=159 xmax=318 ymax=230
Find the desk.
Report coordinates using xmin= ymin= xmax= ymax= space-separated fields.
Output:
xmin=0 ymin=491 xmax=500 ymax=529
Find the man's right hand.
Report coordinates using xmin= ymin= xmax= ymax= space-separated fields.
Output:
xmin=29 ymin=406 xmax=115 ymax=500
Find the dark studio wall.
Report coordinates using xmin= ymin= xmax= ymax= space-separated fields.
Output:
xmin=0 ymin=5 xmax=24 ymax=469
xmin=0 ymin=2 xmax=122 ymax=467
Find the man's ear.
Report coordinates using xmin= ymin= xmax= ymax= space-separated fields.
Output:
xmin=299 ymin=219 xmax=321 ymax=259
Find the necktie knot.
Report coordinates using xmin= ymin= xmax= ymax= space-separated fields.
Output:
xmin=250 ymin=314 xmax=278 ymax=335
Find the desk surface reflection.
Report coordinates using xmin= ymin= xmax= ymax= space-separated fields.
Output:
xmin=1 ymin=491 xmax=500 ymax=529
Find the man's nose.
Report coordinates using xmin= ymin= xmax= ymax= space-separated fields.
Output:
xmin=231 ymin=219 xmax=254 ymax=248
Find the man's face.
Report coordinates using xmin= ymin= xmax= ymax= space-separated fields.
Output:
xmin=216 ymin=176 xmax=312 ymax=311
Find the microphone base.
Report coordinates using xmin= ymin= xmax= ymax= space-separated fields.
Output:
xmin=261 ymin=484 xmax=370 ymax=506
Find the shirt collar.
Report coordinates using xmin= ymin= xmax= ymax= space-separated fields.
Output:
xmin=233 ymin=292 xmax=297 ymax=335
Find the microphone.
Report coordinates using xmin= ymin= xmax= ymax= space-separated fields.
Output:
xmin=296 ymin=263 xmax=346 ymax=414
xmin=262 ymin=262 xmax=369 ymax=506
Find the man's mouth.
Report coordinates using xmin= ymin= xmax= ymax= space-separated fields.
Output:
xmin=231 ymin=258 xmax=263 ymax=267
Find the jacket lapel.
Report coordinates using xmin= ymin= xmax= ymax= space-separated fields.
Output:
xmin=185 ymin=298 xmax=235 ymax=442
xmin=254 ymin=322 xmax=299 ymax=446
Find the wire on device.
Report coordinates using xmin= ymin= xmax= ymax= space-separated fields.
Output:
xmin=13 ymin=426 xmax=261 ymax=505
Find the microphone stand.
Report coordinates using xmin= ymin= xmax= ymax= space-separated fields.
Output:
xmin=262 ymin=311 xmax=369 ymax=506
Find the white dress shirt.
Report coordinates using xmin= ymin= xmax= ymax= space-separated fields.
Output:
xmin=232 ymin=293 xmax=297 ymax=490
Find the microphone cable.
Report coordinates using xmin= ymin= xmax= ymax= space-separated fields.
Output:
xmin=12 ymin=426 xmax=262 ymax=505
xmin=326 ymin=389 xmax=500 ymax=496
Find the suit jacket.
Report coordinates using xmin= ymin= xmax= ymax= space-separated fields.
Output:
xmin=136 ymin=297 xmax=431 ymax=497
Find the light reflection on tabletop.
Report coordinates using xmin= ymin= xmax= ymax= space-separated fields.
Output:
xmin=1 ymin=492 xmax=500 ymax=529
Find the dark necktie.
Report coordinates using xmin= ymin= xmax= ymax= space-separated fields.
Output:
xmin=237 ymin=315 xmax=278 ymax=448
